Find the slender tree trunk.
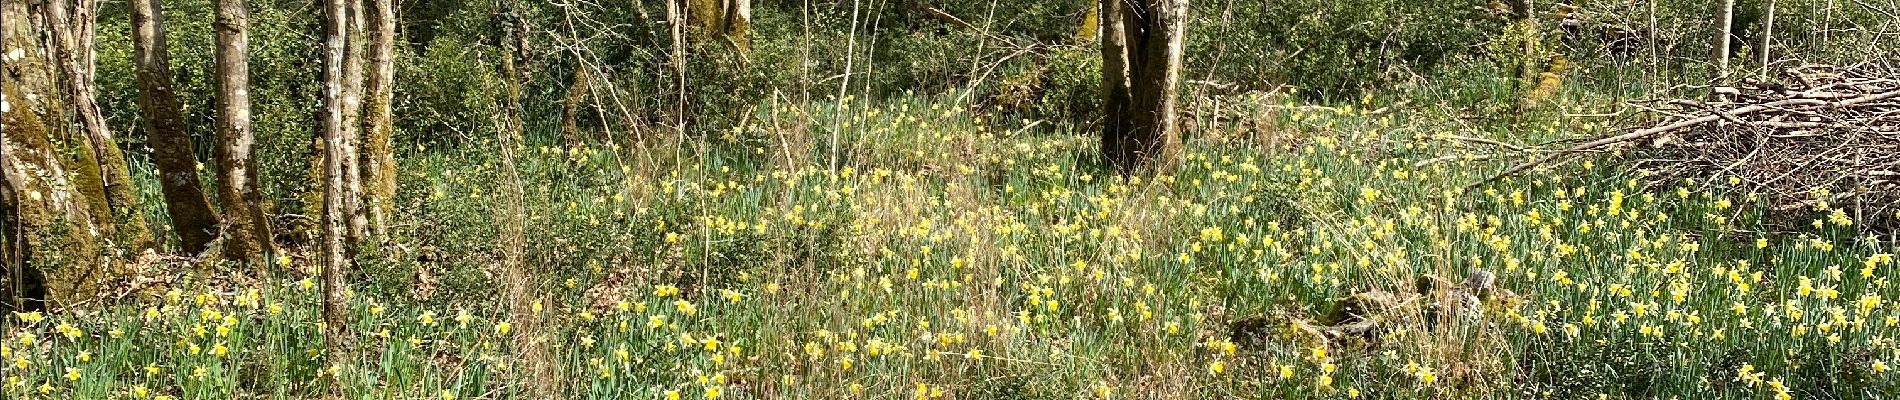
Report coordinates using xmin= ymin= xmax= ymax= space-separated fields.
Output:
xmin=131 ymin=0 xmax=222 ymax=255
xmin=72 ymin=0 xmax=99 ymax=84
xmin=561 ymin=63 xmax=590 ymax=150
xmin=320 ymin=0 xmax=353 ymax=391
xmin=494 ymin=1 xmax=553 ymax=394
xmin=47 ymin=0 xmax=151 ymax=252
xmin=362 ymin=0 xmax=397 ymax=243
xmin=341 ymin=0 xmax=369 ymax=243
xmin=665 ymin=0 xmax=688 ymax=137
xmin=1714 ymin=0 xmax=1734 ymax=82
xmin=1100 ymin=0 xmax=1130 ymax=167
xmin=1646 ymin=0 xmax=1656 ymax=84
xmin=1099 ymin=0 xmax=1187 ymax=174
xmin=214 ymin=0 xmax=272 ymax=265
xmin=1516 ymin=0 xmax=1538 ymax=103
xmin=1757 ymin=0 xmax=1775 ymax=80
xmin=1822 ymin=0 xmax=1834 ymax=47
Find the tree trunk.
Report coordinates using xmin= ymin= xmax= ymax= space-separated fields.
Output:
xmin=3 ymin=81 xmax=107 ymax=310
xmin=1714 ymin=0 xmax=1734 ymax=82
xmin=725 ymin=0 xmax=751 ymax=53
xmin=1757 ymin=0 xmax=1775 ymax=80
xmin=561 ymin=63 xmax=590 ymax=150
xmin=7 ymin=0 xmax=130 ymax=306
xmin=665 ymin=0 xmax=688 ymax=135
xmin=342 ymin=0 xmax=369 ymax=243
xmin=1099 ymin=0 xmax=1187 ymax=174
xmin=213 ymin=0 xmax=272 ymax=265
xmin=1100 ymin=0 xmax=1131 ymax=169
xmin=48 ymin=0 xmax=152 ymax=252
xmin=362 ymin=0 xmax=397 ymax=243
xmin=1646 ymin=0 xmax=1656 ymax=84
xmin=1514 ymin=0 xmax=1539 ymax=103
xmin=320 ymin=0 xmax=353 ymax=389
xmin=1077 ymin=2 xmax=1099 ymax=42
xmin=131 ymin=0 xmax=222 ymax=255
xmin=494 ymin=1 xmax=553 ymax=394
xmin=18 ymin=0 xmax=116 ymax=252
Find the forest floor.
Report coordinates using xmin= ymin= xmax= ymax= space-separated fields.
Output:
xmin=5 ymin=91 xmax=1899 ymax=399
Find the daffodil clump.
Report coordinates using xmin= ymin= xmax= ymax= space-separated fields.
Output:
xmin=5 ymin=93 xmax=1896 ymax=399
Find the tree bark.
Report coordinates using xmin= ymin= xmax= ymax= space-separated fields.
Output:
xmin=1757 ymin=0 xmax=1775 ymax=80
xmin=362 ymin=0 xmax=397 ymax=243
xmin=320 ymin=0 xmax=353 ymax=389
xmin=1100 ymin=0 xmax=1131 ymax=169
xmin=725 ymin=0 xmax=751 ymax=53
xmin=131 ymin=0 xmax=222 ymax=255
xmin=342 ymin=0 xmax=369 ymax=243
xmin=1514 ymin=0 xmax=1539 ymax=103
xmin=6 ymin=0 xmax=84 ymax=312
xmin=561 ymin=63 xmax=590 ymax=150
xmin=47 ymin=0 xmax=151 ymax=252
xmin=1714 ymin=0 xmax=1734 ymax=82
xmin=214 ymin=0 xmax=272 ymax=265
xmin=3 ymin=81 xmax=106 ymax=309
xmin=665 ymin=0 xmax=688 ymax=136
xmin=1099 ymin=0 xmax=1187 ymax=174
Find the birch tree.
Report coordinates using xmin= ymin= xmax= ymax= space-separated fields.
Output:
xmin=1714 ymin=0 xmax=1735 ymax=81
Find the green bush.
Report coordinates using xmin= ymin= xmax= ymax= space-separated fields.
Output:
xmin=1188 ymin=0 xmax=1501 ymax=97
xmin=1034 ymin=45 xmax=1102 ymax=129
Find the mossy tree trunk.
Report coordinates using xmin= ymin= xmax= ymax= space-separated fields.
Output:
xmin=1511 ymin=0 xmax=1540 ymax=106
xmin=726 ymin=0 xmax=751 ymax=54
xmin=12 ymin=0 xmax=120 ymax=255
xmin=1099 ymin=0 xmax=1187 ymax=174
xmin=3 ymin=81 xmax=110 ymax=310
xmin=362 ymin=0 xmax=398 ymax=243
xmin=214 ymin=0 xmax=273 ymax=265
xmin=47 ymin=0 xmax=153 ymax=252
xmin=686 ymin=0 xmax=751 ymax=55
xmin=561 ymin=63 xmax=591 ymax=150
xmin=7 ymin=0 xmax=109 ymax=311
xmin=3 ymin=0 xmax=137 ymax=305
xmin=131 ymin=0 xmax=223 ymax=255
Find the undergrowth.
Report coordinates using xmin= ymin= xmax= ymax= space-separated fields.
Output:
xmin=5 ymin=86 xmax=1898 ymax=400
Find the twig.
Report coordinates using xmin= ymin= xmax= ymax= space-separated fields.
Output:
xmin=1441 ymin=134 xmax=1530 ymax=152
xmin=1414 ymin=154 xmax=1498 ymax=167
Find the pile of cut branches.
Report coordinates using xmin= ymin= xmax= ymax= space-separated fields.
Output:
xmin=1641 ymin=63 xmax=1900 ymax=231
xmin=1470 ymin=61 xmax=1900 ymax=231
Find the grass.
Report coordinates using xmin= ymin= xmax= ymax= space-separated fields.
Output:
xmin=5 ymin=86 xmax=1899 ymax=400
